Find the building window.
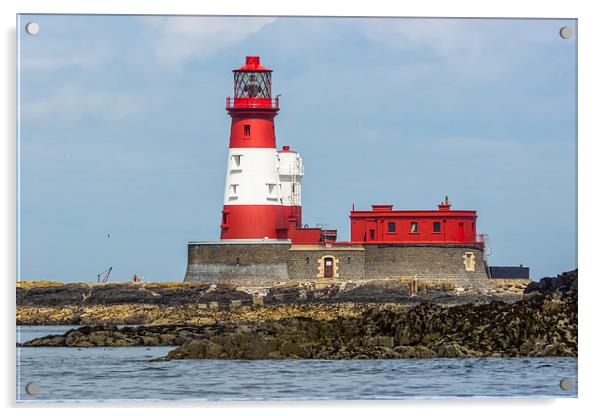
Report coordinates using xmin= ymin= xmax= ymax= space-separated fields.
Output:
xmin=369 ymin=229 xmax=375 ymax=240
xmin=236 ymin=257 xmax=240 ymax=265
xmin=306 ymin=257 xmax=310 ymax=265
xmin=222 ymin=212 xmax=228 ymax=225
xmin=433 ymin=222 xmax=441 ymax=233
xmin=387 ymin=222 xmax=396 ymax=233
xmin=243 ymin=124 xmax=251 ymax=136
xmin=347 ymin=256 xmax=351 ymax=264
xmin=410 ymin=222 xmax=419 ymax=233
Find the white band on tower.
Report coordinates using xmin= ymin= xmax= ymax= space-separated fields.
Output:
xmin=224 ymin=148 xmax=283 ymax=206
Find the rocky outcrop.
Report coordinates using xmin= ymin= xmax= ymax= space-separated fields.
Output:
xmin=20 ymin=271 xmax=577 ymax=359
xmin=524 ymin=269 xmax=577 ymax=297
xmin=17 ymin=278 xmax=526 ymax=327
xmin=17 ymin=279 xmax=527 ymax=309
xmin=17 ymin=282 xmax=252 ymax=308
xmin=19 ymin=325 xmax=215 ymax=348
xmin=163 ymin=290 xmax=576 ymax=359
xmin=17 ymin=303 xmax=373 ymax=326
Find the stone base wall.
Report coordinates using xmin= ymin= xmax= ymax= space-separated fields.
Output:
xmin=363 ymin=244 xmax=489 ymax=286
xmin=184 ymin=241 xmax=291 ymax=285
xmin=185 ymin=241 xmax=489 ymax=286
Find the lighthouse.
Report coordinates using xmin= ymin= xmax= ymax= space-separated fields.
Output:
xmin=185 ymin=56 xmax=495 ymax=285
xmin=221 ymin=56 xmax=287 ymax=240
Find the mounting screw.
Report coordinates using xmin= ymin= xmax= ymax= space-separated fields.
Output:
xmin=25 ymin=22 xmax=39 ymax=35
xmin=25 ymin=382 xmax=39 ymax=395
xmin=559 ymin=378 xmax=573 ymax=391
xmin=559 ymin=26 xmax=572 ymax=39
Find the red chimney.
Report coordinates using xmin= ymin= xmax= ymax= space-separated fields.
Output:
xmin=438 ymin=196 xmax=451 ymax=211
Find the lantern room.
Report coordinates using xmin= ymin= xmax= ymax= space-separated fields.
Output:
xmin=227 ymin=56 xmax=278 ymax=110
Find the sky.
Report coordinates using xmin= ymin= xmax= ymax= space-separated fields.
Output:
xmin=17 ymin=15 xmax=577 ymax=282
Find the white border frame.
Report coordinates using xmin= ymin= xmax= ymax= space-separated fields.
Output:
xmin=3 ymin=0 xmax=600 ymax=414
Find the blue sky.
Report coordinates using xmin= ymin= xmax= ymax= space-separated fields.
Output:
xmin=18 ymin=15 xmax=577 ymax=282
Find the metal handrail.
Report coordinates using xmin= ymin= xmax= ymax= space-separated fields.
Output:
xmin=226 ymin=96 xmax=279 ymax=110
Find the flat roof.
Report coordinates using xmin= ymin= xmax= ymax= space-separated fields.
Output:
xmin=489 ymin=266 xmax=530 ymax=279
xmin=289 ymin=245 xmax=365 ymax=251
xmin=188 ymin=239 xmax=292 ymax=245
xmin=350 ymin=210 xmax=477 ymax=217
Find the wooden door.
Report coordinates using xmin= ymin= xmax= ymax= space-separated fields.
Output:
xmin=324 ymin=257 xmax=334 ymax=278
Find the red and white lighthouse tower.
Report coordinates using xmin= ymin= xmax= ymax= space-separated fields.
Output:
xmin=220 ymin=56 xmax=286 ymax=240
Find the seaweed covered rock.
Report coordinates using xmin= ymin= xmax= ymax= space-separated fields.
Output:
xmin=20 ymin=271 xmax=578 ymax=360
xmin=524 ymin=269 xmax=577 ymax=298
xmin=17 ymin=282 xmax=252 ymax=307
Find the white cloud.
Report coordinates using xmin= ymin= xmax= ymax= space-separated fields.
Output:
xmin=20 ymin=16 xmax=276 ymax=74
xmin=361 ymin=19 xmax=484 ymax=58
xmin=21 ymin=85 xmax=155 ymax=122
xmin=18 ymin=16 xmax=276 ymax=123
xmin=20 ymin=50 xmax=107 ymax=72
xmin=140 ymin=16 xmax=276 ymax=68
xmin=360 ymin=18 xmax=566 ymax=57
xmin=358 ymin=18 xmax=565 ymax=85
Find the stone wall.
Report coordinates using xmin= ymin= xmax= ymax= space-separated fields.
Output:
xmin=288 ymin=246 xmax=365 ymax=280
xmin=185 ymin=241 xmax=489 ymax=286
xmin=184 ymin=241 xmax=291 ymax=285
xmin=363 ymin=244 xmax=489 ymax=286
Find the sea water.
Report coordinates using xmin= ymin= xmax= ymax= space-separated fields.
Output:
xmin=16 ymin=326 xmax=578 ymax=402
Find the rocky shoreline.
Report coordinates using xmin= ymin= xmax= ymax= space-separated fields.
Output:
xmin=17 ymin=278 xmax=528 ymax=326
xmin=18 ymin=270 xmax=577 ymax=360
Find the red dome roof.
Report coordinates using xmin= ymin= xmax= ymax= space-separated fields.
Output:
xmin=233 ymin=56 xmax=272 ymax=72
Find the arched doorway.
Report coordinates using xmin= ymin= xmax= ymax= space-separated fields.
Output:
xmin=324 ymin=257 xmax=334 ymax=278
xmin=317 ymin=255 xmax=339 ymax=278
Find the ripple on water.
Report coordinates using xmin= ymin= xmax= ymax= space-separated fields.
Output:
xmin=16 ymin=327 xmax=578 ymax=402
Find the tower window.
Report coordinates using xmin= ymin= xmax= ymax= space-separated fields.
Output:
xmin=222 ymin=212 xmax=228 ymax=225
xmin=387 ymin=222 xmax=396 ymax=233
xmin=410 ymin=222 xmax=419 ymax=233
xmin=306 ymin=257 xmax=310 ymax=264
xmin=433 ymin=222 xmax=441 ymax=233
xmin=243 ymin=124 xmax=251 ymax=136
xmin=266 ymin=183 xmax=279 ymax=201
xmin=228 ymin=184 xmax=238 ymax=198
xmin=231 ymin=154 xmax=242 ymax=168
